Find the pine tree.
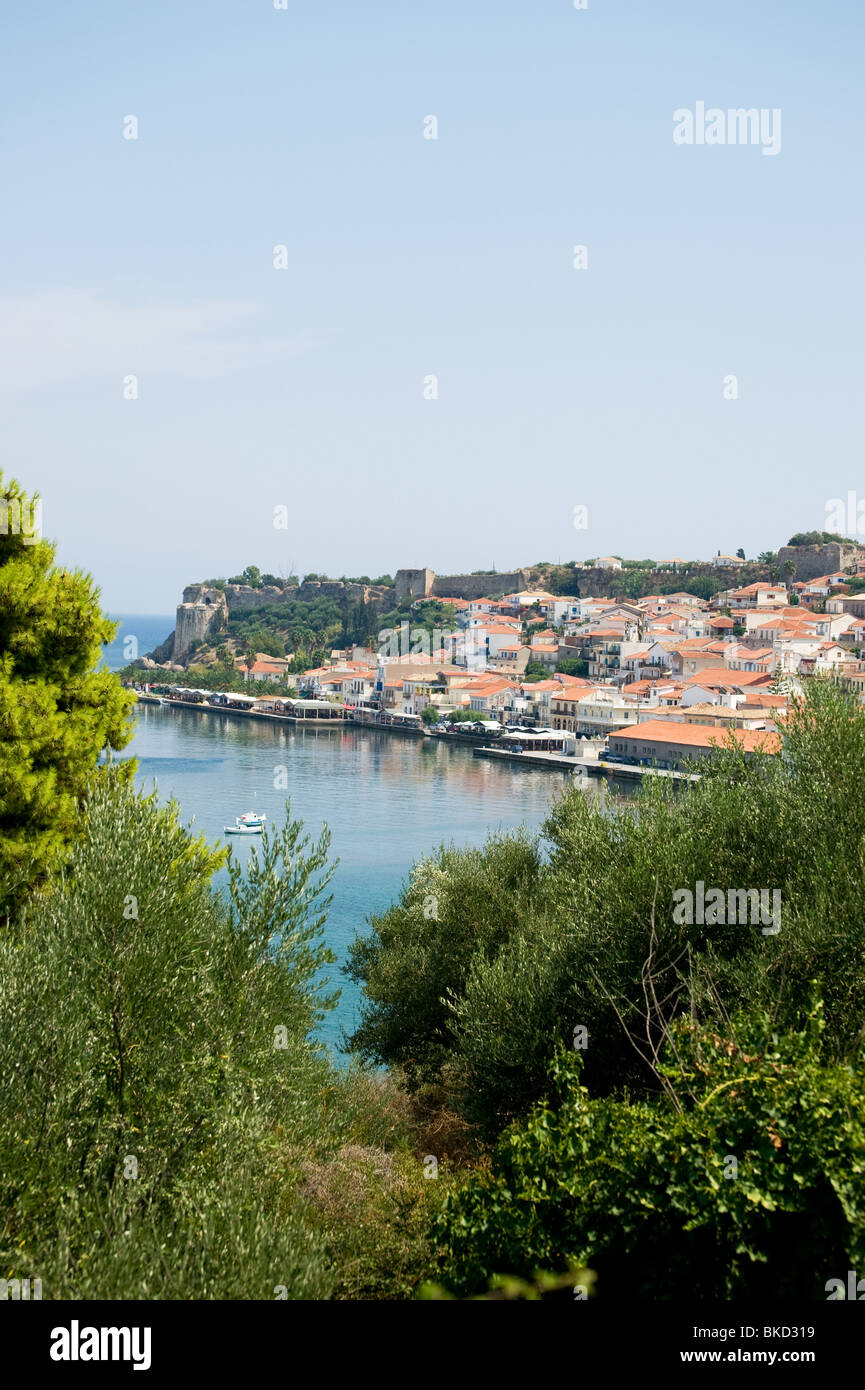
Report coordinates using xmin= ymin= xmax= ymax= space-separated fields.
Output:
xmin=0 ymin=472 xmax=135 ymax=917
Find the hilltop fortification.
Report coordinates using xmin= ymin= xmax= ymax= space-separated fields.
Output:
xmin=151 ymin=544 xmax=853 ymax=668
xmin=153 ymin=568 xmax=533 ymax=665
xmin=776 ymin=541 xmax=865 ymax=581
xmin=394 ymin=568 xmax=531 ymax=603
xmin=158 ymin=579 xmax=395 ymax=664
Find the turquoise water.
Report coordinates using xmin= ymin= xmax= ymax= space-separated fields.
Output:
xmin=126 ymin=704 xmax=602 ymax=1053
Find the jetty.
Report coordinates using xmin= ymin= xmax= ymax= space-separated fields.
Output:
xmin=472 ymin=746 xmax=700 ymax=782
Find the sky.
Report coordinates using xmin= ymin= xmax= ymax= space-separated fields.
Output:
xmin=1 ymin=0 xmax=863 ymax=613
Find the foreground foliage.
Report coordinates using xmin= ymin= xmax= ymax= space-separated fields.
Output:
xmin=0 ymin=773 xmax=440 ymax=1299
xmin=436 ymin=1009 xmax=865 ymax=1298
xmin=0 ymin=472 xmax=134 ymax=920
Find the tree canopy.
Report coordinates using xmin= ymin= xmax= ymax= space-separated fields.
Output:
xmin=0 ymin=471 xmax=134 ymax=918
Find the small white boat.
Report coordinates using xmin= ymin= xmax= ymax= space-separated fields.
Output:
xmin=223 ymin=811 xmax=267 ymax=835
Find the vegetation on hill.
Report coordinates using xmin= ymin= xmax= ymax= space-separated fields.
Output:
xmin=527 ymin=560 xmax=775 ymax=602
xmin=555 ymin=657 xmax=589 ymax=677
xmin=786 ymin=531 xmax=851 ymax=547
xmin=200 ymin=566 xmax=394 ymax=590
xmin=376 ymin=598 xmax=458 ymax=654
xmin=165 ymin=597 xmax=360 ymax=675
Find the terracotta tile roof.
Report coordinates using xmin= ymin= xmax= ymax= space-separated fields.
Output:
xmin=614 ymin=719 xmax=781 ymax=753
xmin=682 ymin=668 xmax=774 ymax=688
xmin=732 ymin=583 xmax=787 ymax=595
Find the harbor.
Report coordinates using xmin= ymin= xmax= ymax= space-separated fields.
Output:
xmin=134 ymin=691 xmax=701 ymax=781
xmin=127 ymin=696 xmax=571 ymax=1050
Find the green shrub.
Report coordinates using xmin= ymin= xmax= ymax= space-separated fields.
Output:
xmin=0 ymin=771 xmax=366 ymax=1299
xmin=436 ymin=1008 xmax=865 ymax=1299
xmin=347 ymin=832 xmax=545 ymax=1091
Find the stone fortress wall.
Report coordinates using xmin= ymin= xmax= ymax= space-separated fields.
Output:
xmin=394 ymin=568 xmax=530 ymax=603
xmin=775 ymin=542 xmax=865 ymax=582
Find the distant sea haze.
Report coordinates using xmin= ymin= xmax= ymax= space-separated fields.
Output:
xmin=103 ymin=615 xmax=174 ymax=672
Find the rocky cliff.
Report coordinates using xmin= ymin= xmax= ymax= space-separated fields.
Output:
xmin=152 ymin=580 xmax=396 ymax=665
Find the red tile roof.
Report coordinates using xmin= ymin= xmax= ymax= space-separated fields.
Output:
xmin=613 ymin=719 xmax=781 ymax=753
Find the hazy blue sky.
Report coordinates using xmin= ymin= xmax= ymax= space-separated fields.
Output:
xmin=2 ymin=1 xmax=863 ymax=612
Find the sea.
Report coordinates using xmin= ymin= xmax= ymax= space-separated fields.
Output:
xmin=102 ymin=614 xmax=176 ymax=672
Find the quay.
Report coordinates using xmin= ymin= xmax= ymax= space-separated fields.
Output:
xmin=133 ymin=693 xmax=699 ymax=779
xmin=136 ymin=692 xmax=426 ymax=734
xmin=472 ymin=746 xmax=700 ymax=782
xmin=471 ymin=746 xmax=579 ymax=773
xmin=145 ymin=695 xmax=346 ymax=728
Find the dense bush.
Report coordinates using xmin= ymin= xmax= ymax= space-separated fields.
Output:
xmin=226 ymin=597 xmax=344 ymax=658
xmin=787 ymin=531 xmax=847 ymax=547
xmin=436 ymin=1008 xmax=865 ymax=1298
xmin=347 ymin=833 xmax=545 ymax=1093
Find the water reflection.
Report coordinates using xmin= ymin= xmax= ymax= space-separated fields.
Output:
xmin=127 ymin=706 xmax=619 ymax=1050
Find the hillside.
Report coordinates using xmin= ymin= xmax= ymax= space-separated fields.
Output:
xmin=144 ymin=536 xmax=865 ymax=672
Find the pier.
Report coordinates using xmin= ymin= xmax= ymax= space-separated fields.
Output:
xmin=472 ymin=746 xmax=700 ymax=782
